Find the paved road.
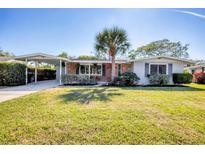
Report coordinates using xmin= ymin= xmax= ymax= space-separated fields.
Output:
xmin=0 ymin=80 xmax=59 ymax=103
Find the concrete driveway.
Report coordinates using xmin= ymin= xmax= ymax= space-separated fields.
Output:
xmin=0 ymin=80 xmax=59 ymax=103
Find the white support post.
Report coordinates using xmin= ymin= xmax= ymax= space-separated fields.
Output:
xmin=25 ymin=59 xmax=28 ymax=85
xmin=65 ymin=62 xmax=67 ymax=74
xmin=89 ymin=64 xmax=91 ymax=79
xmin=59 ymin=59 xmax=62 ymax=85
xmin=35 ymin=61 xmax=38 ymax=83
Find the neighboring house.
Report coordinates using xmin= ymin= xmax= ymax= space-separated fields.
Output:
xmin=15 ymin=53 xmax=194 ymax=85
xmin=185 ymin=64 xmax=205 ymax=74
xmin=0 ymin=57 xmax=15 ymax=62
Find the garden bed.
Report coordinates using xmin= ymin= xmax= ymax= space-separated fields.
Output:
xmin=63 ymin=82 xmax=97 ymax=86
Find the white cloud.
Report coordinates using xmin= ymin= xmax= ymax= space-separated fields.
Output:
xmin=174 ymin=10 xmax=205 ymax=19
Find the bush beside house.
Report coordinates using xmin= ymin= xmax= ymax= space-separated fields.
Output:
xmin=193 ymin=72 xmax=205 ymax=84
xmin=0 ymin=62 xmax=26 ymax=86
xmin=173 ymin=73 xmax=192 ymax=84
xmin=61 ymin=74 xmax=97 ymax=85
xmin=111 ymin=72 xmax=140 ymax=86
xmin=148 ymin=74 xmax=169 ymax=86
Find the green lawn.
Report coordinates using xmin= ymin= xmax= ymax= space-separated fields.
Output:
xmin=0 ymin=84 xmax=205 ymax=144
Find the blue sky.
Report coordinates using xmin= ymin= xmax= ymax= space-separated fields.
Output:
xmin=0 ymin=8 xmax=205 ymax=59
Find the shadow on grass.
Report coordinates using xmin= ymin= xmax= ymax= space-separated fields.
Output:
xmin=58 ymin=88 xmax=123 ymax=104
xmin=118 ymin=85 xmax=205 ymax=91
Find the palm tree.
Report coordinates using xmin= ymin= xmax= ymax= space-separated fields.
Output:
xmin=95 ymin=27 xmax=130 ymax=81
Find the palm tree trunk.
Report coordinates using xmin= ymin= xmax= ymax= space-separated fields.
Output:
xmin=111 ymin=56 xmax=115 ymax=81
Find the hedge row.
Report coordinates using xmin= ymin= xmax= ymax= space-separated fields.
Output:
xmin=0 ymin=62 xmax=56 ymax=86
xmin=0 ymin=62 xmax=26 ymax=86
xmin=173 ymin=73 xmax=192 ymax=84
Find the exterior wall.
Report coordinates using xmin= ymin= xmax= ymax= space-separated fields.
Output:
xmin=64 ymin=59 xmax=188 ymax=84
xmin=66 ymin=62 xmax=132 ymax=82
xmin=122 ymin=63 xmax=133 ymax=72
xmin=67 ymin=63 xmax=77 ymax=74
xmin=133 ymin=58 xmax=187 ymax=85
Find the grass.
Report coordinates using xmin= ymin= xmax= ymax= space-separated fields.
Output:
xmin=0 ymin=84 xmax=205 ymax=144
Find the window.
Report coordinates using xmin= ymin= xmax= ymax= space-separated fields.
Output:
xmin=80 ymin=65 xmax=89 ymax=75
xmin=159 ymin=65 xmax=167 ymax=74
xmin=150 ymin=65 xmax=158 ymax=75
xmin=79 ymin=64 xmax=102 ymax=75
xmin=150 ymin=64 xmax=167 ymax=75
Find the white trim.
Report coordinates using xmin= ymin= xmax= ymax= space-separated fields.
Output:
xmin=59 ymin=59 xmax=62 ymax=85
xmin=149 ymin=63 xmax=168 ymax=75
xmin=15 ymin=53 xmax=69 ymax=62
xmin=65 ymin=62 xmax=67 ymax=74
xmin=35 ymin=61 xmax=38 ymax=83
xmin=25 ymin=59 xmax=28 ymax=84
xmin=130 ymin=56 xmax=194 ymax=65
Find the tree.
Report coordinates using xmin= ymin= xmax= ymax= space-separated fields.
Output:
xmin=95 ymin=27 xmax=130 ymax=81
xmin=0 ymin=48 xmax=15 ymax=57
xmin=128 ymin=39 xmax=189 ymax=59
xmin=58 ymin=52 xmax=69 ymax=58
xmin=77 ymin=55 xmax=98 ymax=60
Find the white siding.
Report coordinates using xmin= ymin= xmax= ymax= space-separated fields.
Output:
xmin=133 ymin=58 xmax=187 ymax=85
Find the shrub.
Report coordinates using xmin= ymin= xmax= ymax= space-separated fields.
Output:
xmin=0 ymin=62 xmax=26 ymax=86
xmin=149 ymin=74 xmax=169 ymax=86
xmin=193 ymin=72 xmax=205 ymax=84
xmin=173 ymin=73 xmax=192 ymax=84
xmin=121 ymin=72 xmax=140 ymax=86
xmin=61 ymin=74 xmax=97 ymax=85
xmin=111 ymin=72 xmax=140 ymax=86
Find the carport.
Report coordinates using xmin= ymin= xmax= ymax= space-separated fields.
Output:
xmin=15 ymin=53 xmax=69 ymax=85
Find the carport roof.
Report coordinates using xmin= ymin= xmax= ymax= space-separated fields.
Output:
xmin=15 ymin=53 xmax=69 ymax=65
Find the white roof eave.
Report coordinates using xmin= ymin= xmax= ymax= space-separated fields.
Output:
xmin=15 ymin=53 xmax=70 ymax=62
xmin=129 ymin=56 xmax=195 ymax=65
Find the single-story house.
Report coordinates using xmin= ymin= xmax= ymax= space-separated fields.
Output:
xmin=14 ymin=53 xmax=194 ymax=85
xmin=185 ymin=64 xmax=205 ymax=74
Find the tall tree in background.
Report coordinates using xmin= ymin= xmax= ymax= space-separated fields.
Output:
xmin=95 ymin=27 xmax=130 ymax=81
xmin=0 ymin=48 xmax=15 ymax=57
xmin=128 ymin=39 xmax=189 ymax=59
xmin=58 ymin=52 xmax=69 ymax=58
xmin=77 ymin=55 xmax=98 ymax=60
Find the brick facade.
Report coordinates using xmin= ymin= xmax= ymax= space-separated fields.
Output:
xmin=66 ymin=62 xmax=132 ymax=82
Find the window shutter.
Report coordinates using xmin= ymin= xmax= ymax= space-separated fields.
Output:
xmin=145 ymin=63 xmax=149 ymax=77
xmin=76 ymin=66 xmax=79 ymax=74
xmin=168 ymin=63 xmax=173 ymax=76
xmin=102 ymin=64 xmax=106 ymax=76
